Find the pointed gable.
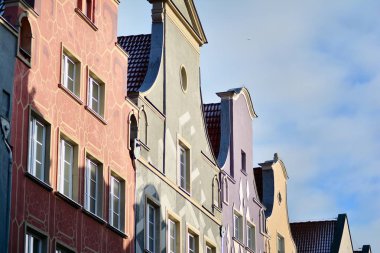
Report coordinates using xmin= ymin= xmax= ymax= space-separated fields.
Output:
xmin=166 ymin=0 xmax=208 ymax=45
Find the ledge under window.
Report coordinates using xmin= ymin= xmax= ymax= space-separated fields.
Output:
xmin=85 ymin=105 xmax=107 ymax=125
xmin=82 ymin=208 xmax=106 ymax=225
xmin=25 ymin=171 xmax=53 ymax=191
xmin=246 ymin=246 xmax=255 ymax=253
xmin=106 ymin=224 xmax=128 ymax=238
xmin=58 ymin=83 xmax=83 ymax=105
xmin=54 ymin=191 xmax=82 ymax=209
xmin=179 ymin=186 xmax=191 ymax=197
xmin=74 ymin=8 xmax=98 ymax=31
xmin=241 ymin=169 xmax=248 ymax=176
xmin=232 ymin=237 xmax=245 ymax=247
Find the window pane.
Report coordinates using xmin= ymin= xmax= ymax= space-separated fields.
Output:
xmin=113 ymin=196 xmax=120 ymax=214
xmin=113 ymin=213 xmax=119 ymax=227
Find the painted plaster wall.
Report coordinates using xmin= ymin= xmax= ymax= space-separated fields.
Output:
xmin=0 ymin=17 xmax=17 ymax=253
xmin=134 ymin=1 xmax=221 ymax=253
xmin=338 ymin=219 xmax=354 ymax=253
xmin=218 ymin=91 xmax=265 ymax=253
xmin=261 ymin=161 xmax=297 ymax=253
xmin=6 ymin=1 xmax=135 ymax=252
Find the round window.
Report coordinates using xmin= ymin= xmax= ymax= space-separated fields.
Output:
xmin=180 ymin=66 xmax=188 ymax=92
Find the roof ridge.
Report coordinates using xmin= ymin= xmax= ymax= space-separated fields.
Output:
xmin=291 ymin=219 xmax=337 ymax=224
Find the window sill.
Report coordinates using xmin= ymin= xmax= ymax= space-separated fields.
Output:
xmin=106 ymin=224 xmax=128 ymax=238
xmin=58 ymin=83 xmax=83 ymax=105
xmin=85 ymin=106 xmax=107 ymax=125
xmin=232 ymin=237 xmax=245 ymax=247
xmin=246 ymin=246 xmax=255 ymax=253
xmin=74 ymin=8 xmax=98 ymax=31
xmin=179 ymin=186 xmax=191 ymax=197
xmin=241 ymin=170 xmax=248 ymax=176
xmin=17 ymin=52 xmax=32 ymax=69
xmin=140 ymin=140 xmax=150 ymax=151
xmin=20 ymin=0 xmax=39 ymax=17
xmin=25 ymin=172 xmax=53 ymax=191
xmin=54 ymin=191 xmax=82 ymax=209
xmin=212 ymin=204 xmax=222 ymax=213
xmin=82 ymin=208 xmax=106 ymax=225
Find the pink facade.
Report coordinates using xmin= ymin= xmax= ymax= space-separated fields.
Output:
xmin=5 ymin=0 xmax=135 ymax=252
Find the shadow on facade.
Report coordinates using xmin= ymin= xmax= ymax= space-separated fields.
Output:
xmin=135 ymin=183 xmax=162 ymax=253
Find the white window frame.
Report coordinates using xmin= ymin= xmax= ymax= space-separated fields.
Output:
xmin=247 ymin=223 xmax=256 ymax=251
xmin=147 ymin=204 xmax=156 ymax=253
xmin=25 ymin=232 xmax=42 ymax=253
xmin=188 ymin=233 xmax=195 ymax=253
xmin=58 ymin=139 xmax=74 ymax=198
xmin=179 ymin=146 xmax=187 ymax=190
xmin=233 ymin=212 xmax=243 ymax=242
xmin=88 ymin=76 xmax=101 ymax=114
xmin=223 ymin=177 xmax=229 ymax=204
xmin=110 ymin=175 xmax=121 ymax=229
xmin=63 ymin=54 xmax=76 ymax=94
xmin=277 ymin=234 xmax=285 ymax=253
xmin=85 ymin=158 xmax=99 ymax=215
xmin=168 ymin=219 xmax=176 ymax=253
xmin=28 ymin=117 xmax=46 ymax=181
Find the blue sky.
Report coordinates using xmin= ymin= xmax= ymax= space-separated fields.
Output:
xmin=117 ymin=0 xmax=380 ymax=251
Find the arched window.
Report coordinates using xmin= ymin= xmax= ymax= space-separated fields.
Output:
xmin=19 ymin=16 xmax=32 ymax=62
xmin=212 ymin=176 xmax=220 ymax=208
xmin=129 ymin=114 xmax=138 ymax=149
xmin=223 ymin=177 xmax=229 ymax=204
xmin=139 ymin=110 xmax=147 ymax=145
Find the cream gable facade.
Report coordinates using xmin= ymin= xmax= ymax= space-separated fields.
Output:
xmin=124 ymin=1 xmax=221 ymax=253
xmin=255 ymin=154 xmax=297 ymax=253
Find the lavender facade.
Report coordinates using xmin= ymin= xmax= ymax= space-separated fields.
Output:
xmin=204 ymin=87 xmax=266 ymax=253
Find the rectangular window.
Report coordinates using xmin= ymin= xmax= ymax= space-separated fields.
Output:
xmin=147 ymin=204 xmax=156 ymax=252
xmin=28 ymin=115 xmax=50 ymax=183
xmin=29 ymin=118 xmax=46 ymax=180
xmin=56 ymin=244 xmax=74 ymax=253
xmin=247 ymin=223 xmax=256 ymax=251
xmin=59 ymin=139 xmax=74 ymax=198
xmin=25 ymin=228 xmax=47 ymax=253
xmin=187 ymin=232 xmax=199 ymax=253
xmin=168 ymin=219 xmax=177 ymax=253
xmin=110 ymin=175 xmax=121 ymax=229
xmin=233 ymin=212 xmax=243 ymax=242
xmin=206 ymin=246 xmax=212 ymax=253
xmin=241 ymin=150 xmax=246 ymax=172
xmin=179 ymin=146 xmax=186 ymax=189
xmin=178 ymin=142 xmax=190 ymax=193
xmin=88 ymin=73 xmax=105 ymax=117
xmin=277 ymin=234 xmax=285 ymax=253
xmin=62 ymin=52 xmax=80 ymax=96
xmin=188 ymin=234 xmax=195 ymax=253
xmin=82 ymin=0 xmax=94 ymax=22
xmin=85 ymin=158 xmax=103 ymax=216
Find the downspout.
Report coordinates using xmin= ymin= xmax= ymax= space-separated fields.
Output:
xmin=1 ymin=117 xmax=12 ymax=253
xmin=162 ymin=4 xmax=167 ymax=175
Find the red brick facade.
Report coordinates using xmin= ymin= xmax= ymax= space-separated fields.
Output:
xmin=6 ymin=1 xmax=135 ymax=252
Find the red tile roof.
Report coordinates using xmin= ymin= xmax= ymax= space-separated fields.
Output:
xmin=203 ymin=103 xmax=221 ymax=158
xmin=117 ymin=34 xmax=151 ymax=93
xmin=290 ymin=220 xmax=336 ymax=253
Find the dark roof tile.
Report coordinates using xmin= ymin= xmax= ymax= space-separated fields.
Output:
xmin=290 ymin=220 xmax=336 ymax=253
xmin=203 ymin=103 xmax=221 ymax=158
xmin=117 ymin=34 xmax=151 ymax=93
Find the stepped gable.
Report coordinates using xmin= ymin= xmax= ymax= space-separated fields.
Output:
xmin=290 ymin=220 xmax=336 ymax=253
xmin=203 ymin=103 xmax=221 ymax=158
xmin=118 ymin=34 xmax=151 ymax=92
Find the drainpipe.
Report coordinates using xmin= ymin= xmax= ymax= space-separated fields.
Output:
xmin=1 ymin=117 xmax=12 ymax=253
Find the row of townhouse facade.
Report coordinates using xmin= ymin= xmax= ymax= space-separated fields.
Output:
xmin=0 ymin=0 xmax=372 ymax=253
